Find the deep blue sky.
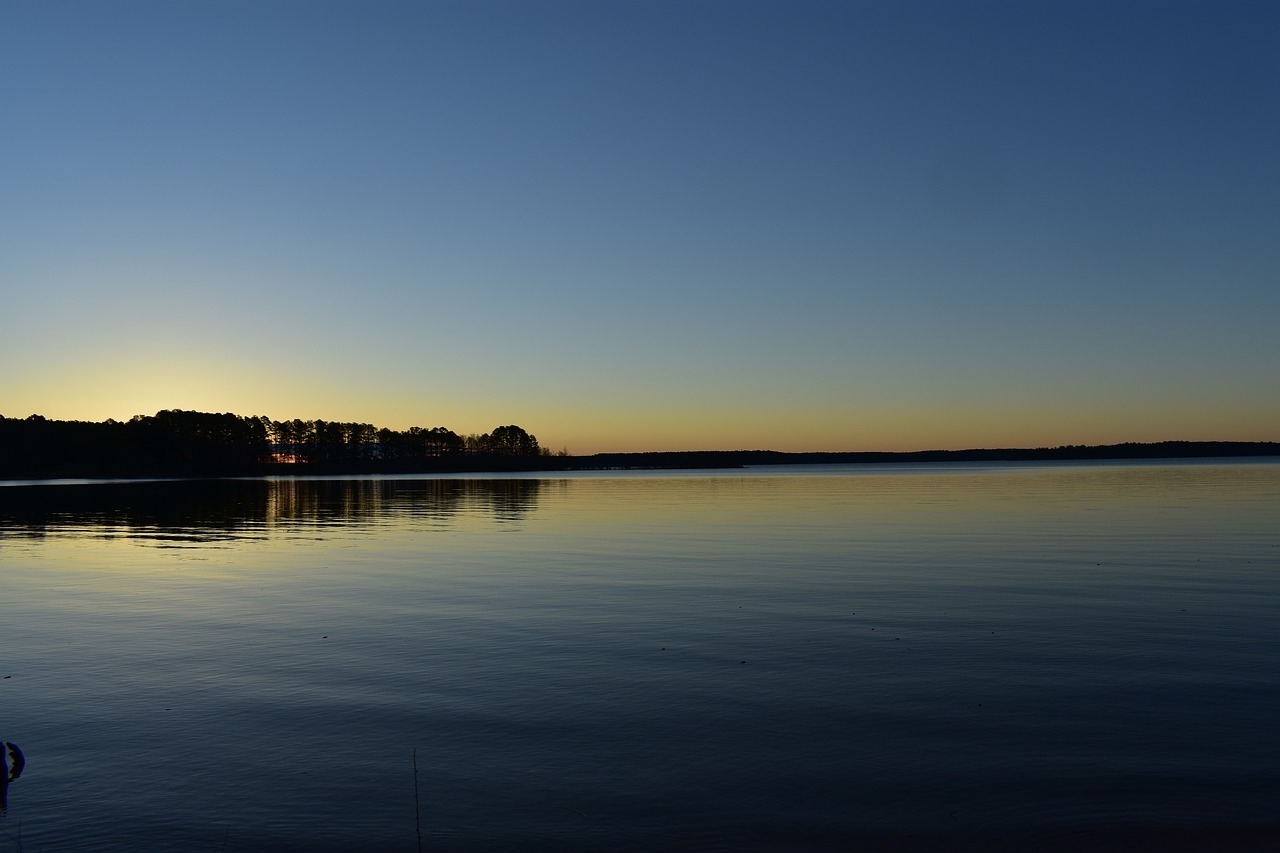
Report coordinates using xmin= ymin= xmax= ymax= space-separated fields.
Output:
xmin=3 ymin=0 xmax=1277 ymax=452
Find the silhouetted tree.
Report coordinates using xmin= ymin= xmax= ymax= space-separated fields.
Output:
xmin=482 ymin=425 xmax=540 ymax=456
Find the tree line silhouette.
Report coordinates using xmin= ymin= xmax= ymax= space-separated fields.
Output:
xmin=2 ymin=409 xmax=1276 ymax=480
xmin=0 ymin=410 xmax=546 ymax=478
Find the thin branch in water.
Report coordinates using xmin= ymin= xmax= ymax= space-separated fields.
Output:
xmin=413 ymin=748 xmax=422 ymax=853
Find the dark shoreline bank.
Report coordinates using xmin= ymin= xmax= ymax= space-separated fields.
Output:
xmin=4 ymin=441 xmax=1278 ymax=482
xmin=580 ymin=441 xmax=1280 ymax=471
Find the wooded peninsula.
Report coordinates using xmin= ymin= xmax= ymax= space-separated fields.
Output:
xmin=1 ymin=410 xmax=1277 ymax=479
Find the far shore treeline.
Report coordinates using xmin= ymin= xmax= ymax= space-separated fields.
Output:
xmin=1 ymin=410 xmax=1278 ymax=480
xmin=0 ymin=410 xmax=548 ymax=478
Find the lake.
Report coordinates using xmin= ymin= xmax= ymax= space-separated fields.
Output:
xmin=1 ymin=460 xmax=1278 ymax=851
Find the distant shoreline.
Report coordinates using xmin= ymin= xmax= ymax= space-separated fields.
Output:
xmin=569 ymin=441 xmax=1280 ymax=471
xmin=7 ymin=411 xmax=1277 ymax=481
xmin=4 ymin=441 xmax=1278 ymax=482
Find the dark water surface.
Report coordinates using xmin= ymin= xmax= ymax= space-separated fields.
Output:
xmin=1 ymin=461 xmax=1278 ymax=851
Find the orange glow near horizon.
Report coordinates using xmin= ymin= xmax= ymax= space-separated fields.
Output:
xmin=5 ymin=358 xmax=1276 ymax=456
xmin=5 ymin=392 xmax=1278 ymax=456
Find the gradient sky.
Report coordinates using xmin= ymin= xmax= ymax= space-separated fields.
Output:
xmin=3 ymin=0 xmax=1277 ymax=453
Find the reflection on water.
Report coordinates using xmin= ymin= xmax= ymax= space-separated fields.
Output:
xmin=0 ymin=477 xmax=544 ymax=544
xmin=0 ymin=462 xmax=1278 ymax=851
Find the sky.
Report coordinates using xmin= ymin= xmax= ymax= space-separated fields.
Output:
xmin=2 ymin=0 xmax=1277 ymax=454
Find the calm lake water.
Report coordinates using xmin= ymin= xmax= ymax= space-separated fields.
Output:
xmin=1 ymin=461 xmax=1278 ymax=851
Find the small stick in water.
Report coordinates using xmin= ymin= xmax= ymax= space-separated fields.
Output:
xmin=413 ymin=748 xmax=423 ymax=853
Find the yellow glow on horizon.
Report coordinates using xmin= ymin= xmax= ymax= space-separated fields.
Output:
xmin=4 ymin=358 xmax=1276 ymax=454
